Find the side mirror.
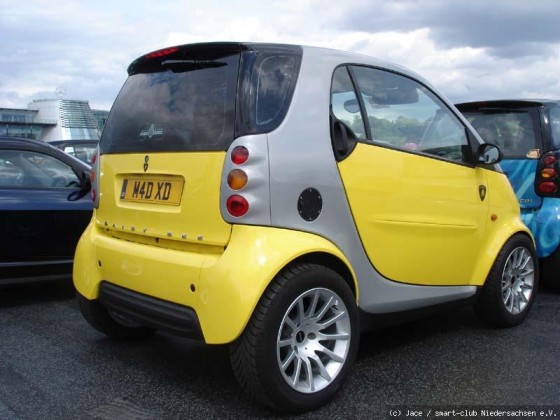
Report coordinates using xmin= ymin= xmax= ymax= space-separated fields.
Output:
xmin=477 ymin=143 xmax=502 ymax=165
xmin=68 ymin=170 xmax=92 ymax=201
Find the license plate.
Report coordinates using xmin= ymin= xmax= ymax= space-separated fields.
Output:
xmin=120 ymin=176 xmax=184 ymax=205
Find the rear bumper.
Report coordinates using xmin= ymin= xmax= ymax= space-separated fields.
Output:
xmin=73 ymin=220 xmax=353 ymax=344
xmin=98 ymin=282 xmax=203 ymax=339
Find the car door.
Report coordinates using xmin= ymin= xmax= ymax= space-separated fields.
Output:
xmin=331 ymin=65 xmax=489 ymax=286
xmin=0 ymin=149 xmax=91 ymax=265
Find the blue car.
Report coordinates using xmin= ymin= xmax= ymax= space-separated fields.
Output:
xmin=0 ymin=136 xmax=93 ymax=286
xmin=456 ymin=100 xmax=560 ymax=290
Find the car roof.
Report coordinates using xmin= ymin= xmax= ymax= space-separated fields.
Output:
xmin=456 ymin=99 xmax=560 ymax=110
xmin=0 ymin=136 xmax=54 ymax=151
xmin=0 ymin=136 xmax=91 ymax=170
xmin=134 ymin=42 xmax=430 ymax=87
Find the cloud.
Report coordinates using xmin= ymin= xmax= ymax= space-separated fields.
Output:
xmin=0 ymin=0 xmax=558 ymax=111
xmin=330 ymin=0 xmax=560 ymax=58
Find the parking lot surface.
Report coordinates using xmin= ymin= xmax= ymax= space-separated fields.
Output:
xmin=1 ymin=281 xmax=560 ymax=419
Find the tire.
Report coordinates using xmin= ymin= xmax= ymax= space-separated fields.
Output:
xmin=474 ymin=234 xmax=538 ymax=328
xmin=540 ymin=247 xmax=560 ymax=292
xmin=230 ymin=263 xmax=359 ymax=413
xmin=78 ymin=294 xmax=156 ymax=339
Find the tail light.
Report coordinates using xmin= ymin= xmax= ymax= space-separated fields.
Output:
xmin=144 ymin=46 xmax=180 ymax=59
xmin=226 ymin=146 xmax=250 ymax=217
xmin=90 ymin=147 xmax=100 ymax=208
xmin=226 ymin=195 xmax=249 ymax=217
xmin=535 ymin=151 xmax=560 ymax=197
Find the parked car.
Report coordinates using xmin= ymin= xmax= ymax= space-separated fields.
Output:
xmin=49 ymin=139 xmax=99 ymax=166
xmin=74 ymin=43 xmax=537 ymax=413
xmin=456 ymin=100 xmax=560 ymax=291
xmin=0 ymin=136 xmax=92 ymax=286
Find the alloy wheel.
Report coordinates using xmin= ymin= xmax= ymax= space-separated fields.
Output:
xmin=501 ymin=246 xmax=535 ymax=315
xmin=276 ymin=287 xmax=351 ymax=393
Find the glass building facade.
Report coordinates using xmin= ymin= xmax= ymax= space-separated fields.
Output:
xmin=0 ymin=100 xmax=109 ymax=142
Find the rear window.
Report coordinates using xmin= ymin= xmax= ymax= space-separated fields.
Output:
xmin=101 ymin=43 xmax=302 ymax=154
xmin=101 ymin=53 xmax=239 ymax=154
xmin=462 ymin=110 xmax=541 ymax=159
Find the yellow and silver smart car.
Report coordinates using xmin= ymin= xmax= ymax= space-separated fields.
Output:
xmin=74 ymin=42 xmax=537 ymax=412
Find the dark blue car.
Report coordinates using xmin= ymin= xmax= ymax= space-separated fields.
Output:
xmin=456 ymin=100 xmax=560 ymax=291
xmin=0 ymin=136 xmax=93 ymax=286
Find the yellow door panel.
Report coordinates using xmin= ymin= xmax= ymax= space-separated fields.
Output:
xmin=338 ymin=143 xmax=489 ymax=285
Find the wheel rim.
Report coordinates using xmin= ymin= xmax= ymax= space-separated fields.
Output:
xmin=276 ymin=287 xmax=351 ymax=394
xmin=501 ymin=246 xmax=535 ymax=315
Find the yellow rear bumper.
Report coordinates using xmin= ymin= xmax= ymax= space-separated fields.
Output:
xmin=73 ymin=221 xmax=355 ymax=344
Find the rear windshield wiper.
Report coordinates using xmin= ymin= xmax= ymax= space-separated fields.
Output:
xmin=160 ymin=59 xmax=226 ymax=73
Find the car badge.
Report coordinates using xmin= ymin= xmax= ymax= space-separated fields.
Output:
xmin=140 ymin=123 xmax=163 ymax=139
xmin=479 ymin=185 xmax=487 ymax=201
xmin=143 ymin=155 xmax=149 ymax=172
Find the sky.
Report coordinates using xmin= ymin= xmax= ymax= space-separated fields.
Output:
xmin=1 ymin=0 xmax=559 ymax=111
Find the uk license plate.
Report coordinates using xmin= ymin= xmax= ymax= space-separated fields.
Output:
xmin=120 ymin=176 xmax=184 ymax=205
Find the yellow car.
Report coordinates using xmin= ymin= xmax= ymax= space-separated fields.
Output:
xmin=74 ymin=42 xmax=537 ymax=412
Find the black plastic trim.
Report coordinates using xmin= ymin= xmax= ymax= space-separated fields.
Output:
xmin=99 ymin=282 xmax=204 ymax=340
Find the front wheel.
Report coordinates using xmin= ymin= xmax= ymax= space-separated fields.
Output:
xmin=474 ymin=234 xmax=538 ymax=328
xmin=230 ymin=263 xmax=359 ymax=413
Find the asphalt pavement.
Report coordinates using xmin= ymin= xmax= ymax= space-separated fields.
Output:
xmin=1 ymin=280 xmax=559 ymax=419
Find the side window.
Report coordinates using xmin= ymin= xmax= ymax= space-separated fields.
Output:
xmin=350 ymin=66 xmax=470 ymax=163
xmin=0 ymin=150 xmax=80 ymax=188
xmin=255 ymin=55 xmax=297 ymax=126
xmin=550 ymin=107 xmax=560 ymax=149
xmin=331 ymin=67 xmax=366 ymax=138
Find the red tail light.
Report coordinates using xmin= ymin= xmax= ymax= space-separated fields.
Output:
xmin=225 ymin=146 xmax=251 ymax=217
xmin=231 ymin=146 xmax=249 ymax=165
xmin=543 ymin=155 xmax=557 ymax=165
xmin=538 ymin=182 xmax=557 ymax=194
xmin=535 ymin=151 xmax=560 ymax=197
xmin=226 ymin=195 xmax=249 ymax=217
xmin=144 ymin=47 xmax=180 ymax=59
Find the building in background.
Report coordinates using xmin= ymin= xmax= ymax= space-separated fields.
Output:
xmin=0 ymin=99 xmax=109 ymax=142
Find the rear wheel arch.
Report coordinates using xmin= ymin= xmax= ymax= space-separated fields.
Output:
xmin=285 ymin=252 xmax=358 ymax=299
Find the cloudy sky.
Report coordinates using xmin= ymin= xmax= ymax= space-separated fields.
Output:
xmin=1 ymin=0 xmax=559 ymax=111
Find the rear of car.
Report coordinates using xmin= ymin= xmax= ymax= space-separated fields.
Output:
xmin=456 ymin=100 xmax=560 ymax=290
xmin=76 ymin=43 xmax=303 ymax=340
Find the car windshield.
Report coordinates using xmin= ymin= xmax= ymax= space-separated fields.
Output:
xmin=464 ymin=110 xmax=540 ymax=158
